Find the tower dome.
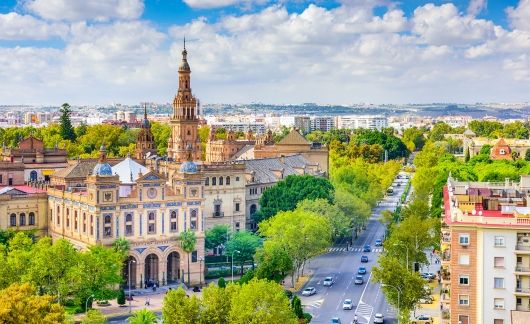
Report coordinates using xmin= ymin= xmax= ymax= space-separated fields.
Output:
xmin=179 ymin=143 xmax=198 ymax=173
xmin=92 ymin=144 xmax=113 ymax=176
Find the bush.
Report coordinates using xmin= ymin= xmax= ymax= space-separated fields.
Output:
xmin=117 ymin=289 xmax=126 ymax=306
xmin=291 ymin=296 xmax=304 ymax=319
xmin=81 ymin=309 xmax=106 ymax=324
xmin=238 ymin=269 xmax=255 ymax=285
xmin=303 ymin=312 xmax=312 ymax=323
xmin=218 ymin=277 xmax=226 ymax=288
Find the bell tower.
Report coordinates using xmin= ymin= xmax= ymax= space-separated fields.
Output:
xmin=167 ymin=39 xmax=201 ymax=162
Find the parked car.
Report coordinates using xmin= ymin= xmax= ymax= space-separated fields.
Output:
xmin=302 ymin=287 xmax=316 ymax=296
xmin=354 ymin=275 xmax=364 ymax=285
xmin=412 ymin=315 xmax=433 ymax=324
xmin=423 ymin=272 xmax=436 ymax=279
xmin=342 ymin=299 xmax=353 ymax=310
xmin=330 ymin=317 xmax=341 ymax=324
xmin=418 ymin=296 xmax=434 ymax=304
xmin=374 ymin=313 xmax=385 ymax=323
xmin=375 ymin=239 xmax=383 ymax=247
xmin=323 ymin=276 xmax=335 ymax=286
xmin=363 ymin=244 xmax=371 ymax=252
xmin=361 ymin=255 xmax=369 ymax=263
xmin=357 ymin=267 xmax=367 ymax=275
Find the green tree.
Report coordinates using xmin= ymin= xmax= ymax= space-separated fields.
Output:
xmin=200 ymin=284 xmax=234 ymax=324
xmin=205 ymin=225 xmax=231 ymax=253
xmin=256 ymin=175 xmax=334 ymax=223
xmin=129 ymin=309 xmax=158 ymax=324
xmin=81 ymin=309 xmax=106 ymax=324
xmin=428 ymin=122 xmax=454 ymax=141
xmin=255 ymin=241 xmax=293 ymax=282
xmin=479 ymin=144 xmax=492 ymax=155
xmin=215 ymin=127 xmax=227 ymax=140
xmin=59 ymin=103 xmax=76 ymax=141
xmin=225 ymin=231 xmax=262 ymax=274
xmin=402 ymin=127 xmax=426 ymax=152
xmin=112 ymin=238 xmax=130 ymax=259
xmin=525 ymin=149 xmax=530 ymax=161
xmin=117 ymin=288 xmax=126 ymax=306
xmin=503 ymin=121 xmax=529 ymax=139
xmin=296 ymin=199 xmax=350 ymax=239
xmin=0 ymin=283 xmax=66 ymax=324
xmin=468 ymin=120 xmax=503 ymax=138
xmin=179 ymin=230 xmax=197 ymax=286
xmin=217 ymin=277 xmax=226 ymax=288
xmin=465 ymin=147 xmax=470 ymax=162
xmin=151 ymin=122 xmax=171 ymax=156
xmin=162 ymin=288 xmax=201 ymax=324
xmin=229 ymin=279 xmax=297 ymax=324
xmin=291 ymin=295 xmax=304 ymax=319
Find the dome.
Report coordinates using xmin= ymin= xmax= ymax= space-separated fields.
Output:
xmin=179 ymin=60 xmax=190 ymax=72
xmin=179 ymin=161 xmax=198 ymax=174
xmin=93 ymin=162 xmax=113 ymax=176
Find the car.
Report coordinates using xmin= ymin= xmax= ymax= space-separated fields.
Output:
xmin=397 ymin=182 xmax=401 ymax=186
xmin=323 ymin=276 xmax=335 ymax=286
xmin=421 ymin=273 xmax=432 ymax=281
xmin=418 ymin=296 xmax=434 ymax=304
xmin=302 ymin=287 xmax=316 ymax=296
xmin=330 ymin=317 xmax=341 ymax=324
xmin=412 ymin=315 xmax=433 ymax=324
xmin=374 ymin=313 xmax=385 ymax=323
xmin=375 ymin=239 xmax=383 ymax=247
xmin=363 ymin=244 xmax=371 ymax=252
xmin=357 ymin=267 xmax=367 ymax=275
xmin=424 ymin=272 xmax=436 ymax=279
xmin=361 ymin=255 xmax=369 ymax=263
xmin=342 ymin=299 xmax=353 ymax=310
xmin=354 ymin=275 xmax=364 ymax=285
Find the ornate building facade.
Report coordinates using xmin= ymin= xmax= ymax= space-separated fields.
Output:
xmin=135 ymin=105 xmax=157 ymax=159
xmin=167 ymin=41 xmax=201 ymax=162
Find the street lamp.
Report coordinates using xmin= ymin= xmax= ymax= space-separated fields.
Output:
xmin=231 ymin=250 xmax=240 ymax=282
xmin=198 ymin=257 xmax=204 ymax=286
xmin=382 ymin=284 xmax=401 ymax=324
xmin=128 ymin=259 xmax=136 ymax=313
xmin=394 ymin=243 xmax=409 ymax=271
xmin=85 ymin=294 xmax=95 ymax=315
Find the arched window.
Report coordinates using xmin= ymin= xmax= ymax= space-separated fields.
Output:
xmin=226 ymin=176 xmax=230 ymax=185
xmin=30 ymin=170 xmax=37 ymax=181
xmin=205 ymin=177 xmax=209 ymax=186
xmin=10 ymin=213 xmax=16 ymax=227
xmin=219 ymin=177 xmax=223 ymax=185
xmin=125 ymin=213 xmax=133 ymax=236
xmin=104 ymin=215 xmax=112 ymax=237
xmin=250 ymin=204 xmax=257 ymax=215
xmin=19 ymin=213 xmax=26 ymax=226
xmin=126 ymin=213 xmax=133 ymax=222
xmin=212 ymin=177 xmax=216 ymax=186
xmin=74 ymin=211 xmax=78 ymax=230
xmin=29 ymin=212 xmax=35 ymax=225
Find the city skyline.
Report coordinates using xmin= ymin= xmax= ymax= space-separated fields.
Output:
xmin=1 ymin=0 xmax=530 ymax=105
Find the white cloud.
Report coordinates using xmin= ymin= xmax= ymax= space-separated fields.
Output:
xmin=507 ymin=0 xmax=530 ymax=31
xmin=412 ymin=3 xmax=496 ymax=46
xmin=183 ymin=0 xmax=269 ymax=9
xmin=22 ymin=0 xmax=144 ymax=21
xmin=0 ymin=12 xmax=68 ymax=40
xmin=467 ymin=0 xmax=487 ymax=16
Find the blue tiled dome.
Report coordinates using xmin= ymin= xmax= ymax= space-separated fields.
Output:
xmin=93 ymin=162 xmax=113 ymax=176
xmin=179 ymin=161 xmax=198 ymax=174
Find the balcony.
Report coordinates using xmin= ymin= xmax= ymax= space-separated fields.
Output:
xmin=516 ymin=305 xmax=530 ymax=311
xmin=212 ymin=212 xmax=224 ymax=218
xmin=515 ymin=265 xmax=530 ymax=274
xmin=441 ymin=251 xmax=451 ymax=266
xmin=516 ymin=244 xmax=530 ymax=254
xmin=515 ymin=288 xmax=530 ymax=296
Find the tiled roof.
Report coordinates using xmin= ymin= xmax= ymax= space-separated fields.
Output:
xmin=52 ymin=161 xmax=97 ymax=179
xmin=243 ymin=154 xmax=317 ymax=184
xmin=277 ymin=129 xmax=310 ymax=145
xmin=0 ymin=185 xmax=46 ymax=195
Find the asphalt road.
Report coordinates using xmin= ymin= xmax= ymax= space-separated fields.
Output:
xmin=299 ymin=174 xmax=410 ymax=324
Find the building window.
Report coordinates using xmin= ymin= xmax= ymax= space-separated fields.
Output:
xmin=212 ymin=177 xmax=216 ymax=186
xmin=56 ymin=206 xmax=60 ymax=225
xmin=236 ymin=176 xmax=240 ymax=181
xmin=74 ymin=211 xmax=78 ymax=231
xmin=191 ymin=251 xmax=198 ymax=262
xmin=10 ymin=213 xmax=16 ymax=227
xmin=459 ymin=276 xmax=469 ymax=285
xmin=148 ymin=212 xmax=156 ymax=234
xmin=90 ymin=215 xmax=93 ymax=235
xmin=494 ymin=257 xmax=505 ymax=268
xmin=125 ymin=213 xmax=133 ymax=236
xmin=219 ymin=177 xmax=223 ymax=185
xmin=190 ymin=209 xmax=198 ymax=230
xmin=29 ymin=212 xmax=35 ymax=226
xmin=170 ymin=211 xmax=178 ymax=232
xmin=458 ymin=315 xmax=470 ymax=324
xmin=205 ymin=177 xmax=209 ymax=186
xmin=494 ymin=277 xmax=505 ymax=289
xmin=83 ymin=213 xmax=86 ymax=233
xmin=500 ymin=149 xmax=506 ymax=155
xmin=494 ymin=298 xmax=505 ymax=310
xmin=104 ymin=215 xmax=112 ymax=238
xmin=494 ymin=236 xmax=505 ymax=247
xmin=226 ymin=176 xmax=230 ymax=185
xmin=459 ymin=234 xmax=470 ymax=245
xmin=494 ymin=320 xmax=504 ymax=324
xmin=235 ymin=203 xmax=240 ymax=212
xmin=459 ymin=295 xmax=470 ymax=306
xmin=459 ymin=254 xmax=470 ymax=265
xmin=19 ymin=213 xmax=26 ymax=226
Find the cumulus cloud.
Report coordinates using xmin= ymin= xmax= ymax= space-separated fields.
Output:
xmin=0 ymin=12 xmax=68 ymax=40
xmin=22 ymin=0 xmax=144 ymax=21
xmin=507 ymin=0 xmax=530 ymax=31
xmin=467 ymin=0 xmax=487 ymax=16
xmin=183 ymin=0 xmax=269 ymax=9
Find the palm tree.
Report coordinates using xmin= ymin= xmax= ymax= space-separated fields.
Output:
xmin=179 ymin=230 xmax=197 ymax=286
xmin=128 ymin=308 xmax=157 ymax=324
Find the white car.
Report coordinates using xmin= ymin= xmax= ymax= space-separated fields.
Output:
xmin=342 ymin=299 xmax=353 ymax=310
xmin=302 ymin=287 xmax=316 ymax=296
xmin=374 ymin=313 xmax=384 ymax=323
xmin=323 ymin=276 xmax=335 ymax=286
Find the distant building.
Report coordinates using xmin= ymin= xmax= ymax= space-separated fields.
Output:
xmin=464 ymin=135 xmax=530 ymax=160
xmin=0 ymin=185 xmax=48 ymax=236
xmin=294 ymin=116 xmax=311 ymax=134
xmin=310 ymin=116 xmax=335 ymax=132
xmin=209 ymin=122 xmax=265 ymax=135
xmin=135 ymin=105 xmax=157 ymax=159
xmin=337 ymin=115 xmax=388 ymax=130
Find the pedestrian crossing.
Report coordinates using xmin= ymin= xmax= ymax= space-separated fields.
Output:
xmin=304 ymin=299 xmax=324 ymax=310
xmin=355 ymin=301 xmax=373 ymax=321
xmin=327 ymin=247 xmax=383 ymax=253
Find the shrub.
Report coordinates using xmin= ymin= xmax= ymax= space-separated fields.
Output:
xmin=117 ymin=289 xmax=126 ymax=306
xmin=218 ymin=277 xmax=226 ymax=288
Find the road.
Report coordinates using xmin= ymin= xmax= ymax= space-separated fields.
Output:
xmin=299 ymin=173 xmax=410 ymax=324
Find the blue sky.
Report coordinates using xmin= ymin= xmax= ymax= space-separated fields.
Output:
xmin=0 ymin=1 xmax=529 ymax=105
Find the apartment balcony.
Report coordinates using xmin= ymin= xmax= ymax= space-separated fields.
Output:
xmin=212 ymin=212 xmax=225 ymax=218
xmin=515 ymin=288 xmax=530 ymax=297
xmin=441 ymin=252 xmax=451 ymax=266
xmin=515 ymin=265 xmax=530 ymax=275
xmin=516 ymin=305 xmax=530 ymax=311
xmin=516 ymin=244 xmax=530 ymax=254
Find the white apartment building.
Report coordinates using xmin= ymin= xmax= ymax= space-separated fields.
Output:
xmin=209 ymin=122 xmax=266 ymax=135
xmin=337 ymin=115 xmax=388 ymax=130
xmin=310 ymin=116 xmax=335 ymax=132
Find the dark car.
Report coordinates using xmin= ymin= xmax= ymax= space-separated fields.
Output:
xmin=358 ymin=267 xmax=367 ymax=275
xmin=361 ymin=255 xmax=369 ymax=263
xmin=363 ymin=245 xmax=371 ymax=252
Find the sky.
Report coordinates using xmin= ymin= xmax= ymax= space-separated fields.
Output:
xmin=0 ymin=0 xmax=529 ymax=106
